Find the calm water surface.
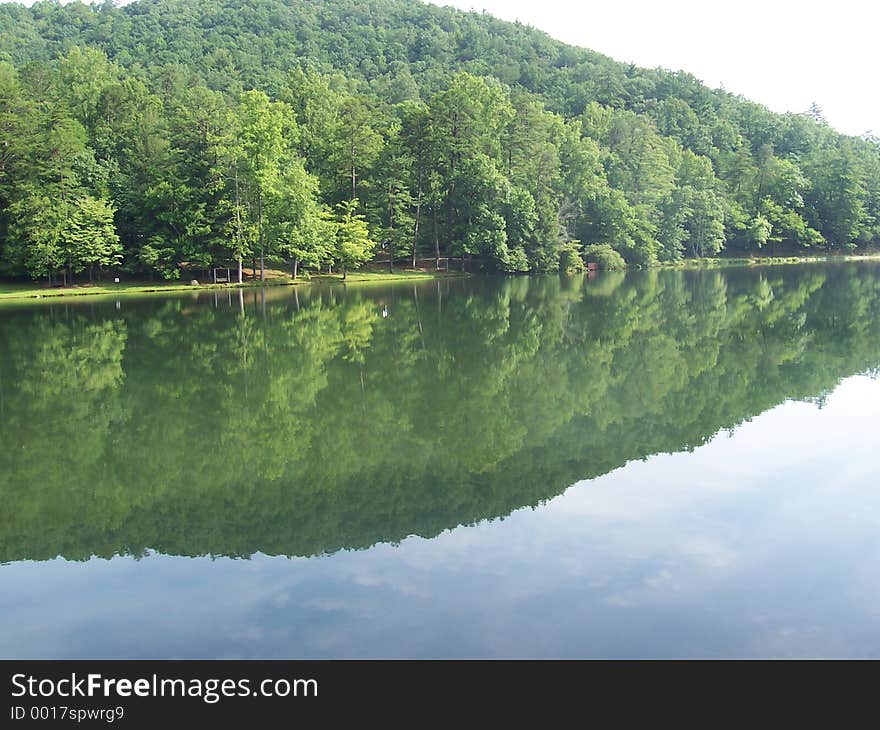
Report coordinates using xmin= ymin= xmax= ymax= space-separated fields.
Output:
xmin=2 ymin=263 xmax=880 ymax=657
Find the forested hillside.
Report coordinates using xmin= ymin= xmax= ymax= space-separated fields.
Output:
xmin=1 ymin=0 xmax=878 ymax=281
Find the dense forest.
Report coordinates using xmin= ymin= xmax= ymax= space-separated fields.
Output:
xmin=0 ymin=0 xmax=879 ymax=282
xmin=2 ymin=264 xmax=880 ymax=561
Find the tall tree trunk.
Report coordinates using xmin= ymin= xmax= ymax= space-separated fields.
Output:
xmin=433 ymin=210 xmax=440 ymax=270
xmin=292 ymin=257 xmax=299 ymax=279
xmin=446 ymin=143 xmax=455 ymax=268
xmin=388 ymin=181 xmax=394 ymax=274
xmin=233 ymin=163 xmax=245 ymax=285
xmin=350 ymin=132 xmax=357 ymax=201
xmin=258 ymin=192 xmax=265 ymax=281
xmin=412 ymin=169 xmax=422 ymax=268
xmin=446 ymin=183 xmax=454 ymax=265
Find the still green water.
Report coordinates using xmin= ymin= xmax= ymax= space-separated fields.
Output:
xmin=2 ymin=263 xmax=880 ymax=657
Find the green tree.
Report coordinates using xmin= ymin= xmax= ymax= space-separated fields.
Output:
xmin=65 ymin=195 xmax=122 ymax=278
xmin=334 ymin=199 xmax=376 ymax=279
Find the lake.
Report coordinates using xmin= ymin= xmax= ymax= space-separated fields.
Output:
xmin=2 ymin=262 xmax=880 ymax=658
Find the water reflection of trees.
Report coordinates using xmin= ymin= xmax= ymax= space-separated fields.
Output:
xmin=2 ymin=263 xmax=880 ymax=562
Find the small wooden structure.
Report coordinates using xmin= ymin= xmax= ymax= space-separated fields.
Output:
xmin=212 ymin=268 xmax=232 ymax=284
xmin=586 ymin=262 xmax=599 ymax=272
xmin=413 ymin=257 xmax=457 ymax=271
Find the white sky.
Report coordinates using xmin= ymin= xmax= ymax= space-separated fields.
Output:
xmin=428 ymin=0 xmax=878 ymax=138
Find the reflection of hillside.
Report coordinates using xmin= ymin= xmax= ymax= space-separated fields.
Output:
xmin=1 ymin=264 xmax=879 ymax=562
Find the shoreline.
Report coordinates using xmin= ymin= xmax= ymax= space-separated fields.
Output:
xmin=3 ymin=253 xmax=880 ymax=302
xmin=657 ymin=253 xmax=880 ymax=270
xmin=0 ymin=269 xmax=470 ymax=302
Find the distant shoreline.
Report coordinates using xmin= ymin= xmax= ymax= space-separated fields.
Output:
xmin=3 ymin=254 xmax=880 ymax=302
xmin=658 ymin=253 xmax=880 ymax=270
xmin=0 ymin=269 xmax=470 ymax=302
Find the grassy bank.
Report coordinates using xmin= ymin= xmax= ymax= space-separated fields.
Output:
xmin=0 ymin=278 xmax=291 ymax=301
xmin=0 ymin=268 xmax=468 ymax=301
